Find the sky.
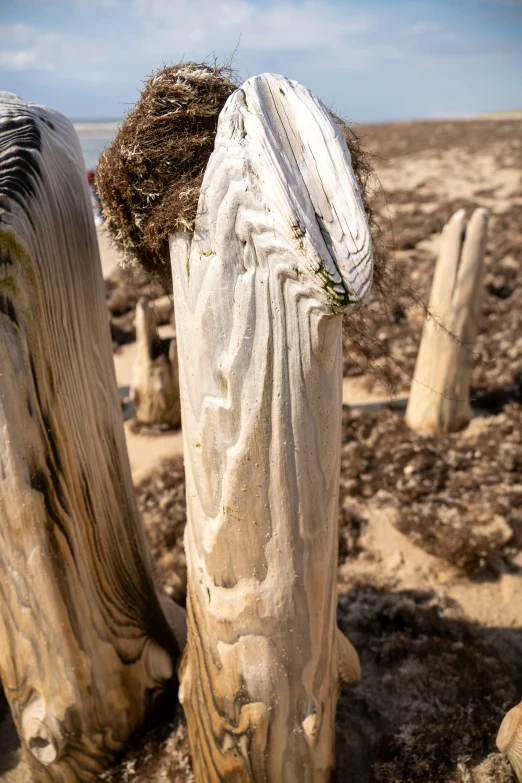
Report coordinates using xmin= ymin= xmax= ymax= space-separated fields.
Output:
xmin=1 ymin=0 xmax=521 ymax=123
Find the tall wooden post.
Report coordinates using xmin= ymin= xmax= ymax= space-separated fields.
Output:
xmin=405 ymin=207 xmax=489 ymax=433
xmin=0 ymin=94 xmax=181 ymax=781
xmin=169 ymin=74 xmax=371 ymax=781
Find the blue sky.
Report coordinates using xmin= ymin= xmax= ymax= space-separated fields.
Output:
xmin=1 ymin=0 xmax=521 ymax=122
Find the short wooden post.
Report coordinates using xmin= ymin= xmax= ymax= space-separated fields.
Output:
xmin=0 ymin=94 xmax=182 ymax=781
xmin=405 ymin=207 xmax=489 ymax=433
xmin=131 ymin=296 xmax=181 ymax=428
xmin=497 ymin=703 xmax=522 ymax=781
xmin=169 ymin=73 xmax=370 ymax=782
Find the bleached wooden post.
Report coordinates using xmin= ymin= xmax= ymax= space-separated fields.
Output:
xmin=405 ymin=207 xmax=489 ymax=433
xmin=0 ymin=94 xmax=182 ymax=781
xmin=131 ymin=296 xmax=181 ymax=428
xmin=169 ymin=74 xmax=370 ymax=781
xmin=497 ymin=703 xmax=522 ymax=781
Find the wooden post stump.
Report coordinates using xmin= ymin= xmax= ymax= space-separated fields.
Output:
xmin=169 ymin=73 xmax=371 ymax=782
xmin=497 ymin=702 xmax=522 ymax=781
xmin=405 ymin=207 xmax=489 ymax=433
xmin=0 ymin=94 xmax=181 ymax=782
xmin=131 ymin=296 xmax=181 ymax=428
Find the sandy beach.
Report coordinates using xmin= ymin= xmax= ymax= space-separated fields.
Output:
xmin=1 ymin=115 xmax=521 ymax=782
xmin=100 ymin=116 xmax=522 ymax=782
xmin=2 ymin=0 xmax=521 ymax=774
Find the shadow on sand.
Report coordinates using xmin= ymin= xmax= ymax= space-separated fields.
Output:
xmin=335 ymin=586 xmax=521 ymax=782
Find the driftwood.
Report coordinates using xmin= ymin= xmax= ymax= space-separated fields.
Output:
xmin=405 ymin=207 xmax=489 ymax=433
xmin=169 ymin=73 xmax=372 ymax=781
xmin=150 ymin=294 xmax=175 ymax=327
xmin=0 ymin=94 xmax=182 ymax=781
xmin=498 ymin=703 xmax=522 ymax=781
xmin=131 ymin=296 xmax=180 ymax=428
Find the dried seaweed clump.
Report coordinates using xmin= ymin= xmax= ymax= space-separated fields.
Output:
xmin=340 ymin=405 xmax=522 ymax=572
xmin=336 ymin=588 xmax=519 ymax=783
xmin=135 ymin=455 xmax=187 ymax=605
xmin=96 ymin=62 xmax=238 ymax=283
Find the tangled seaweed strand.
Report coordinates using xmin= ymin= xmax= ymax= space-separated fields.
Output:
xmin=97 ymin=62 xmax=239 ymax=282
xmin=98 ymin=61 xmax=417 ymax=393
xmin=332 ymin=115 xmax=406 ymax=394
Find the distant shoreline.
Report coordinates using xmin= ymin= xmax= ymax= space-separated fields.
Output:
xmin=71 ymin=112 xmax=522 ymax=138
xmin=74 ymin=121 xmax=120 ymax=137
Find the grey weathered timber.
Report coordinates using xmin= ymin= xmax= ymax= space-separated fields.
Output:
xmin=131 ymin=296 xmax=181 ymax=428
xmin=498 ymin=702 xmax=522 ymax=781
xmin=405 ymin=207 xmax=489 ymax=433
xmin=169 ymin=73 xmax=371 ymax=782
xmin=0 ymin=93 xmax=181 ymax=782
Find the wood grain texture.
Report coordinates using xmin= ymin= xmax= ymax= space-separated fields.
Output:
xmin=497 ymin=702 xmax=522 ymax=781
xmin=169 ymin=73 xmax=372 ymax=782
xmin=405 ymin=207 xmax=489 ymax=433
xmin=131 ymin=296 xmax=181 ymax=428
xmin=0 ymin=93 xmax=180 ymax=782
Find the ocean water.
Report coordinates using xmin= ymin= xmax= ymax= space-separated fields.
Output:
xmin=74 ymin=122 xmax=118 ymax=171
xmin=79 ymin=135 xmax=115 ymax=170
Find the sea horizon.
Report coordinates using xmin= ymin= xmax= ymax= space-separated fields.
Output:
xmin=75 ymin=109 xmax=522 ymax=172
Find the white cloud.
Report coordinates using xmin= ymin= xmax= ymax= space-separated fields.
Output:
xmin=117 ymin=0 xmax=393 ymax=75
xmin=406 ymin=21 xmax=442 ymax=35
xmin=0 ymin=1 xmax=468 ymax=82
xmin=0 ymin=50 xmax=38 ymax=70
xmin=3 ymin=0 xmax=520 ymax=121
xmin=0 ymin=23 xmax=35 ymax=44
xmin=128 ymin=0 xmax=372 ymax=56
xmin=188 ymin=27 xmax=206 ymax=43
xmin=0 ymin=25 xmax=60 ymax=71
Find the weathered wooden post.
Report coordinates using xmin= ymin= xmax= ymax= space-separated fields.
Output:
xmin=405 ymin=207 xmax=489 ymax=433
xmin=0 ymin=94 xmax=183 ymax=781
xmin=497 ymin=703 xmax=522 ymax=781
xmin=170 ymin=73 xmax=371 ymax=781
xmin=131 ymin=296 xmax=181 ymax=428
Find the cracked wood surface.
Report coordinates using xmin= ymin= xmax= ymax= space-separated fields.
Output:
xmin=405 ymin=207 xmax=489 ymax=433
xmin=169 ymin=73 xmax=372 ymax=782
xmin=0 ymin=94 xmax=180 ymax=782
